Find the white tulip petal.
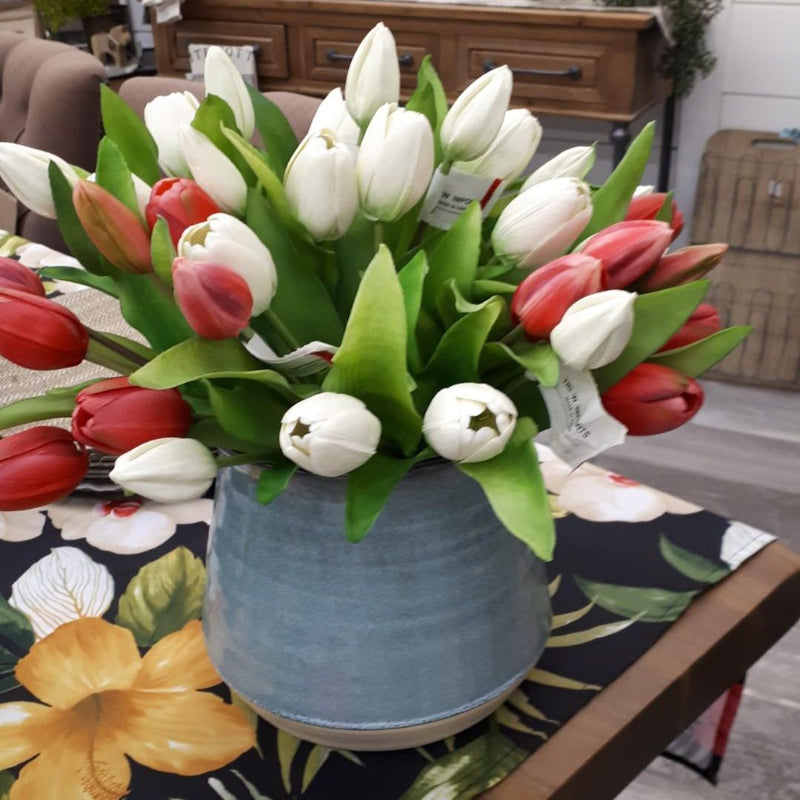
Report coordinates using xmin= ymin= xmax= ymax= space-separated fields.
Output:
xmin=204 ymin=46 xmax=255 ymax=139
xmin=345 ymin=23 xmax=401 ymax=126
xmin=522 ymin=145 xmax=596 ymax=190
xmin=144 ymin=92 xmax=199 ymax=177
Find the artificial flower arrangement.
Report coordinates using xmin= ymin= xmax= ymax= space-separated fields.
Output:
xmin=0 ymin=24 xmax=748 ymax=560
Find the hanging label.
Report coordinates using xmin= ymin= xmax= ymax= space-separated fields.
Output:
xmin=538 ymin=364 xmax=627 ymax=469
xmin=187 ymin=43 xmax=259 ymax=87
xmin=420 ymin=167 xmax=506 ymax=230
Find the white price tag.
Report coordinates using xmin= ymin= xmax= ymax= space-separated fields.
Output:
xmin=187 ymin=43 xmax=258 ymax=87
xmin=538 ymin=364 xmax=627 ymax=469
xmin=420 ymin=167 xmax=506 ymax=230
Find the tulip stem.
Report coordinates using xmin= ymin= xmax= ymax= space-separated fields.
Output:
xmin=85 ymin=330 xmax=149 ymax=375
xmin=262 ymin=309 xmax=300 ymax=352
xmin=374 ymin=222 xmax=385 ymax=250
xmin=500 ymin=325 xmax=525 ymax=347
xmin=215 ymin=452 xmax=273 ymax=467
xmin=439 ymin=159 xmax=453 ymax=176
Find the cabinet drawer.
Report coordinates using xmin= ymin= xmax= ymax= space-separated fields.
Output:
xmin=300 ymin=25 xmax=439 ymax=90
xmin=170 ymin=21 xmax=288 ymax=80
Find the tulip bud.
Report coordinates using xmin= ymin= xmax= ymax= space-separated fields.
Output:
xmin=71 ymin=377 xmax=193 ymax=456
xmin=601 ymin=362 xmax=704 ymax=435
xmin=521 ymin=145 xmax=596 ymax=190
xmin=144 ymin=91 xmax=200 ymax=177
xmin=308 ymin=88 xmax=360 ymax=149
xmin=510 ymin=253 xmax=604 ymax=339
xmin=0 ymin=288 xmax=88 ymax=369
xmin=284 ymin=130 xmax=359 ymax=240
xmin=345 ymin=22 xmax=401 ymax=128
xmin=178 ymin=213 xmax=278 ymax=315
xmin=0 ymin=142 xmax=80 ymax=218
xmin=172 ymin=257 xmax=253 ymax=340
xmin=146 ymin=177 xmax=222 ymax=247
xmin=0 ymin=257 xmax=45 ymax=296
xmin=86 ymin=171 xmax=152 ymax=221
xmin=204 ymin=45 xmax=255 ymax=140
xmin=423 ymin=383 xmax=517 ymax=463
xmin=279 ymin=392 xmax=381 ymax=477
xmin=638 ymin=243 xmax=728 ymax=291
xmin=625 ymin=192 xmax=684 ymax=240
xmin=659 ymin=303 xmax=720 ymax=351
xmin=455 ymin=109 xmax=542 ymax=182
xmin=578 ymin=220 xmax=673 ymax=290
xmin=551 ymin=290 xmax=636 ymax=370
xmin=109 ymin=437 xmax=217 ymax=503
xmin=492 ymin=177 xmax=593 ymax=269
xmin=357 ymin=103 xmax=434 ymax=222
xmin=72 ymin=180 xmax=152 ymax=274
xmin=0 ymin=427 xmax=89 ymax=511
xmin=177 ymin=124 xmax=247 ymax=215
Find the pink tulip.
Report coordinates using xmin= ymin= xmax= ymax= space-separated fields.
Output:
xmin=510 ymin=253 xmax=604 ymax=339
xmin=172 ymin=257 xmax=253 ymax=340
xmin=659 ymin=304 xmax=721 ymax=351
xmin=579 ymin=220 xmax=673 ymax=290
xmin=625 ymin=193 xmax=684 ymax=241
xmin=601 ymin=362 xmax=704 ymax=435
xmin=638 ymin=243 xmax=728 ymax=291
xmin=0 ymin=257 xmax=45 ymax=296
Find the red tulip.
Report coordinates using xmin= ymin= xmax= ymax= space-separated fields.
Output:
xmin=0 ymin=426 xmax=89 ymax=510
xmin=637 ymin=243 xmax=728 ymax=292
xmin=579 ymin=220 xmax=673 ymax=290
xmin=625 ymin=193 xmax=684 ymax=240
xmin=510 ymin=253 xmax=604 ymax=339
xmin=601 ymin=363 xmax=704 ymax=435
xmin=172 ymin=257 xmax=253 ymax=340
xmin=659 ymin=304 xmax=721 ymax=351
xmin=0 ymin=288 xmax=88 ymax=369
xmin=71 ymin=377 xmax=194 ymax=456
xmin=0 ymin=257 xmax=45 ymax=296
xmin=73 ymin=179 xmax=152 ymax=274
xmin=145 ymin=177 xmax=221 ymax=247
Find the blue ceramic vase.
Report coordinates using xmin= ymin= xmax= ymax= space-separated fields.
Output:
xmin=203 ymin=460 xmax=552 ymax=749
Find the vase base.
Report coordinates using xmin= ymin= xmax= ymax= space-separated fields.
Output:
xmin=243 ymin=681 xmax=523 ymax=751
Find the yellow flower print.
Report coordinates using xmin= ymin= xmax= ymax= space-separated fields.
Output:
xmin=0 ymin=617 xmax=256 ymax=800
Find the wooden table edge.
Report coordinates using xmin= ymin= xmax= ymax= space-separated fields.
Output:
xmin=481 ymin=540 xmax=800 ymax=799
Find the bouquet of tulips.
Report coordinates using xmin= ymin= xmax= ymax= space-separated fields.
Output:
xmin=0 ymin=24 xmax=748 ymax=559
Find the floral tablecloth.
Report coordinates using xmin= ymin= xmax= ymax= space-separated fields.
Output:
xmin=0 ymin=444 xmax=775 ymax=800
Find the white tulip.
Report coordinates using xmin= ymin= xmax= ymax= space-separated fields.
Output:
xmin=144 ymin=91 xmax=200 ymax=177
xmin=109 ymin=438 xmax=217 ymax=503
xmin=279 ymin=392 xmax=381 ymax=477
xmin=284 ymin=129 xmax=359 ymax=240
xmin=204 ymin=45 xmax=255 ymax=140
xmin=550 ymin=290 xmax=636 ymax=371
xmin=177 ymin=124 xmax=247 ymax=215
xmin=440 ymin=66 xmax=513 ymax=163
xmin=521 ymin=145 xmax=596 ymax=190
xmin=344 ymin=22 xmax=401 ymax=128
xmin=455 ymin=109 xmax=542 ymax=182
xmin=309 ymin=88 xmax=360 ymax=149
xmin=491 ymin=177 xmax=593 ymax=268
xmin=178 ymin=212 xmax=278 ymax=314
xmin=357 ymin=103 xmax=434 ymax=222
xmin=0 ymin=143 xmax=80 ymax=218
xmin=423 ymin=383 xmax=517 ymax=464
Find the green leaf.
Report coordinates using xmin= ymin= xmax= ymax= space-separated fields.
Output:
xmin=0 ymin=770 xmax=14 ymax=799
xmin=276 ymin=729 xmax=301 ymax=793
xmin=193 ymin=96 xmax=252 ymax=179
xmin=115 ymin=546 xmax=206 ymax=647
xmin=256 ymin=462 xmax=297 ymax=504
xmin=648 ymin=326 xmax=752 ymax=377
xmin=405 ymin=55 xmax=448 ymax=164
xmin=323 ymin=245 xmax=422 ymax=456
xmin=593 ymin=280 xmax=710 ymax=391
xmin=0 ymin=593 xmax=35 ymax=681
xmin=472 ymin=279 xmax=516 ymax=299
xmin=345 ymin=453 xmax=417 ymax=543
xmin=398 ymin=250 xmax=429 ymax=373
xmin=248 ymin=85 xmax=299 ymax=177
xmin=573 ymin=574 xmax=698 ymax=622
xmin=545 ymin=617 xmax=640 ymax=647
xmin=527 ymin=667 xmax=601 ymax=691
xmin=333 ymin=213 xmax=375 ymax=320
xmin=458 ymin=417 xmax=555 ymax=561
xmin=577 ymin=122 xmax=654 ymax=243
xmin=301 ymin=745 xmax=331 ymax=793
xmin=481 ymin=341 xmax=559 ymax=388
xmin=0 ymin=384 xmax=86 ymax=430
xmin=659 ymin=535 xmax=730 ymax=584
xmin=399 ymin=731 xmax=528 ymax=800
xmin=206 ymin=381 xmax=287 ymax=451
xmin=191 ymin=418 xmax=269 ymax=453
xmin=37 ymin=266 xmax=118 ymax=297
xmin=95 ymin=137 xmax=141 ymax=217
xmin=150 ymin=216 xmax=177 ymax=285
xmin=100 ymin=83 xmax=160 ymax=185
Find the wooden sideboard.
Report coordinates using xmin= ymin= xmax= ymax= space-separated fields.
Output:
xmin=152 ymin=0 xmax=670 ymax=166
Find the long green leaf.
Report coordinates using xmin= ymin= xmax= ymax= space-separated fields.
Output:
xmin=573 ymin=575 xmax=698 ymax=622
xmin=248 ymin=85 xmax=299 ymax=176
xmin=150 ymin=217 xmax=177 ymax=285
xmin=481 ymin=341 xmax=559 ymax=388
xmin=405 ymin=55 xmax=448 ymax=164
xmin=648 ymin=326 xmax=752 ymax=377
xmin=37 ymin=266 xmax=118 ymax=297
xmin=206 ymin=381 xmax=287 ymax=452
xmin=333 ymin=213 xmax=375 ymax=319
xmin=256 ymin=462 xmax=297 ymax=504
xmin=95 ymin=137 xmax=140 ymax=217
xmin=323 ymin=245 xmax=422 ymax=456
xmin=458 ymin=417 xmax=555 ymax=561
xmin=659 ymin=535 xmax=730 ymax=584
xmin=192 ymin=95 xmax=253 ymax=180
xmin=398 ymin=250 xmax=429 ymax=373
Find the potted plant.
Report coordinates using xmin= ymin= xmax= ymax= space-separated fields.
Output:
xmin=0 ymin=24 xmax=747 ymax=750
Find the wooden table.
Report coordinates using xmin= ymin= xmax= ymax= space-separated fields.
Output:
xmin=482 ymin=541 xmax=800 ymax=799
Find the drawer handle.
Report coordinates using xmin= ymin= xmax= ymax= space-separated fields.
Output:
xmin=326 ymin=48 xmax=413 ymax=68
xmin=483 ymin=59 xmax=582 ymax=81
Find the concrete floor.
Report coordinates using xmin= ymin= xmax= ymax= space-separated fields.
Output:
xmin=595 ymin=380 xmax=800 ymax=800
